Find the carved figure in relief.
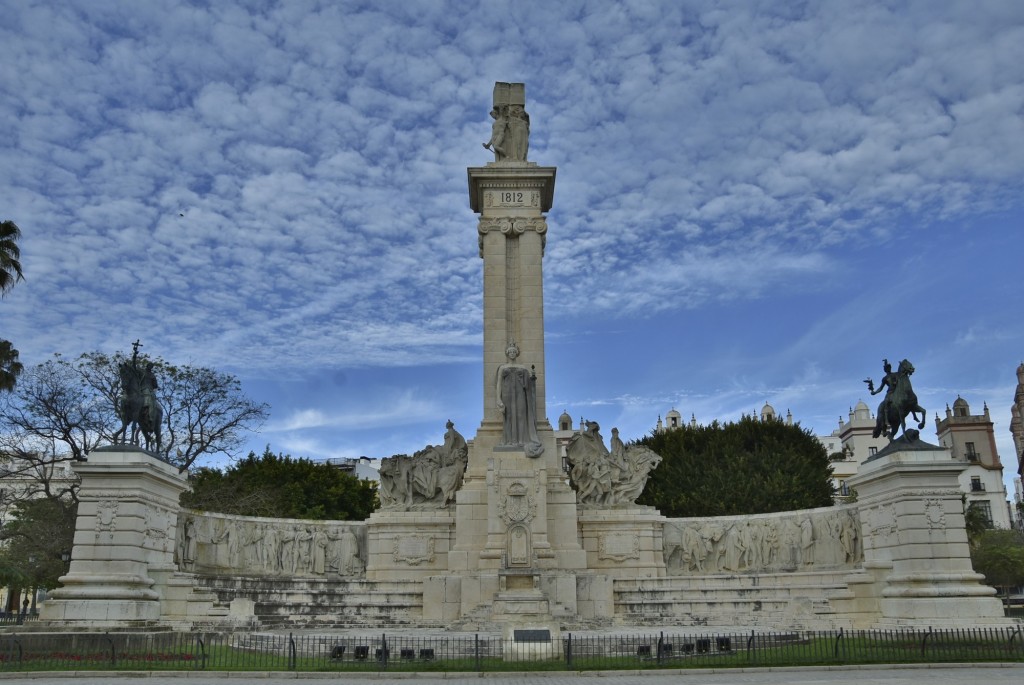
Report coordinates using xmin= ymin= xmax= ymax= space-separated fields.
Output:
xmin=566 ymin=422 xmax=662 ymax=507
xmin=243 ymin=523 xmax=262 ymax=569
xmin=683 ymin=525 xmax=711 ymax=572
xmin=799 ymin=517 xmax=814 ymax=566
xmin=330 ymin=526 xmax=362 ymax=576
xmin=263 ymin=526 xmax=280 ymax=573
xmin=180 ymin=517 xmax=197 ymax=571
xmin=840 ymin=513 xmax=859 ymax=562
xmin=378 ymin=421 xmax=469 ymax=510
xmin=482 ymin=83 xmax=530 ymax=163
xmin=506 ymin=104 xmax=530 ymax=161
xmin=482 ymin=107 xmax=508 ymax=158
xmin=311 ymin=527 xmax=329 ymax=575
xmin=496 ymin=342 xmax=544 ymax=457
xmin=296 ymin=527 xmax=314 ymax=574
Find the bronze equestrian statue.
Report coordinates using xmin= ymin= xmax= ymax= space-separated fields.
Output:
xmin=865 ymin=358 xmax=926 ymax=441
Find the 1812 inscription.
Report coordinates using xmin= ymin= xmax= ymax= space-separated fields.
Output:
xmin=484 ymin=190 xmax=538 ymax=208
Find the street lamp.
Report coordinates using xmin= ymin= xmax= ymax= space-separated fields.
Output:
xmin=60 ymin=550 xmax=71 ymax=574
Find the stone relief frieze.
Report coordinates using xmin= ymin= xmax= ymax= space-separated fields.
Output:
xmin=664 ymin=507 xmax=862 ymax=575
xmin=176 ymin=512 xmax=366 ymax=579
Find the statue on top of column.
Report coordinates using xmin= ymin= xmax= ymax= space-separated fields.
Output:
xmin=482 ymin=82 xmax=530 ymax=163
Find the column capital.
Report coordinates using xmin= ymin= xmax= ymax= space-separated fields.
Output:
xmin=478 ymin=217 xmax=547 ymax=257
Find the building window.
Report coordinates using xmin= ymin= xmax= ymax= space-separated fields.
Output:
xmin=965 ymin=442 xmax=977 ymax=460
xmin=838 ymin=481 xmax=850 ymax=497
xmin=969 ymin=501 xmax=993 ymax=528
xmin=970 ymin=477 xmax=985 ymax=492
xmin=868 ymin=446 xmax=877 ymax=456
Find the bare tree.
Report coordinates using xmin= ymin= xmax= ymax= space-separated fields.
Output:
xmin=0 ymin=351 xmax=269 ymax=484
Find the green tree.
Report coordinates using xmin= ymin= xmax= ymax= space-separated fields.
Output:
xmin=0 ymin=339 xmax=23 ymax=393
xmin=0 ymin=220 xmax=24 ymax=296
xmin=636 ymin=415 xmax=836 ymax=517
xmin=0 ymin=496 xmax=77 ymax=594
xmin=181 ymin=448 xmax=378 ymax=521
xmin=1 ymin=220 xmax=25 ymax=392
xmin=963 ymin=499 xmax=992 ymax=548
xmin=969 ymin=529 xmax=1024 ymax=607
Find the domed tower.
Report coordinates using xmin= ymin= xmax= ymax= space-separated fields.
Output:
xmin=936 ymin=394 xmax=1009 ymax=528
xmin=664 ymin=408 xmax=682 ymax=430
xmin=852 ymin=400 xmax=871 ymax=422
xmin=951 ymin=395 xmax=970 ymax=418
xmin=760 ymin=402 xmax=776 ymax=421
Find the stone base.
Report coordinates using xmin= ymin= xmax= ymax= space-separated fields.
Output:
xmin=39 ymin=598 xmax=161 ymax=626
xmin=501 ymin=623 xmax=561 ymax=662
xmin=578 ymin=506 xmax=666 ymax=579
xmin=365 ymin=509 xmax=454 ymax=581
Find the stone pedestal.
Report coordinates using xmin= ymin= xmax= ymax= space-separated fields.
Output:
xmin=40 ymin=446 xmax=188 ymax=627
xmin=578 ymin=507 xmax=666 ymax=579
xmin=846 ymin=443 xmax=1007 ymax=627
xmin=365 ymin=509 xmax=454 ymax=581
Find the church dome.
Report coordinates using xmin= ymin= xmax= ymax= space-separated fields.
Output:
xmin=761 ymin=402 xmax=776 ymax=420
xmin=952 ymin=395 xmax=970 ymax=417
xmin=665 ymin=408 xmax=682 ymax=429
xmin=557 ymin=410 xmax=573 ymax=432
xmin=853 ymin=400 xmax=871 ymax=420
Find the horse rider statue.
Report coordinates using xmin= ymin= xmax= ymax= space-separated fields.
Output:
xmin=865 ymin=358 xmax=926 ymax=441
xmin=112 ymin=340 xmax=163 ymax=452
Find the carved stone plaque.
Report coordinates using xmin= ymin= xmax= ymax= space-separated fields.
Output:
xmin=599 ymin=533 xmax=640 ymax=561
xmin=393 ymin=536 xmax=435 ymax=566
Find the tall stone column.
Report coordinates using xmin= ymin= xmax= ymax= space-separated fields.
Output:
xmin=40 ymin=446 xmax=188 ymax=627
xmin=446 ymin=85 xmax=586 ymax=626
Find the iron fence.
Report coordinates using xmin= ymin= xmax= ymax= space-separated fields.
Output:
xmin=0 ymin=627 xmax=1022 ymax=672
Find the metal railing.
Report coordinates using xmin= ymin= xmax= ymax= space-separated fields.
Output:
xmin=0 ymin=627 xmax=1022 ymax=672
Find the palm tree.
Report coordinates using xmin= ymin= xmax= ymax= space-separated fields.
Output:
xmin=1 ymin=220 xmax=25 ymax=296
xmin=0 ymin=339 xmax=23 ymax=392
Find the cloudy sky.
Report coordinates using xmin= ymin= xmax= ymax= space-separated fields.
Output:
xmin=3 ymin=1 xmax=1022 ymax=493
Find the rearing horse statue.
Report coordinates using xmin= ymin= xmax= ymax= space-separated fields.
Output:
xmin=112 ymin=359 xmax=163 ymax=452
xmin=867 ymin=358 xmax=926 ymax=441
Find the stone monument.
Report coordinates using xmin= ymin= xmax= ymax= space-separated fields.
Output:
xmin=42 ymin=86 xmax=1010 ymax=635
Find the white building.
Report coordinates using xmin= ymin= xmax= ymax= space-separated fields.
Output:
xmin=323 ymin=455 xmax=380 ymax=482
xmin=818 ymin=401 xmax=891 ymax=501
xmin=935 ymin=396 xmax=1012 ymax=529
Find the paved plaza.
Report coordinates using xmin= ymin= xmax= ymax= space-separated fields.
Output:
xmin=1 ymin=665 xmax=1024 ymax=685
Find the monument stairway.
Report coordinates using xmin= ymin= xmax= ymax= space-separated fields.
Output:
xmin=613 ymin=570 xmax=855 ymax=630
xmin=192 ymin=576 xmax=439 ymax=629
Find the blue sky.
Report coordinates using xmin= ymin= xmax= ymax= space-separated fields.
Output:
xmin=3 ymin=1 xmax=1023 ymax=493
